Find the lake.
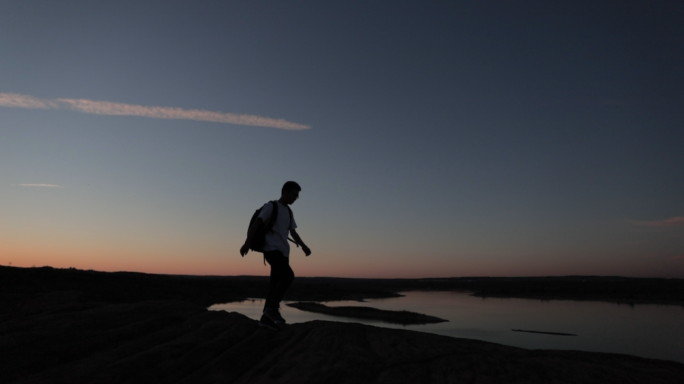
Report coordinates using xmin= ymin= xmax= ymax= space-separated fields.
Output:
xmin=210 ymin=290 xmax=684 ymax=363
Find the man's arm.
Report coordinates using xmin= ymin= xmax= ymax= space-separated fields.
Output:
xmin=240 ymin=217 xmax=264 ymax=256
xmin=290 ymin=229 xmax=311 ymax=256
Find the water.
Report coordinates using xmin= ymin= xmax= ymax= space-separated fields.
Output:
xmin=210 ymin=290 xmax=684 ymax=363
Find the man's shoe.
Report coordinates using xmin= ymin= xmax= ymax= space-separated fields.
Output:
xmin=258 ymin=314 xmax=280 ymax=331
xmin=264 ymin=307 xmax=286 ymax=324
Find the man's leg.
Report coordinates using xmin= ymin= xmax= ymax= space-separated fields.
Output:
xmin=263 ymin=251 xmax=295 ymax=320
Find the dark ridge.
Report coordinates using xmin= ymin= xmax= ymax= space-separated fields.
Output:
xmin=287 ymin=301 xmax=448 ymax=325
xmin=1 ymin=266 xmax=683 ymax=319
xmin=0 ymin=266 xmax=401 ymax=316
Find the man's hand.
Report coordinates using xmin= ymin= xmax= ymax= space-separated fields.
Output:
xmin=240 ymin=243 xmax=250 ymax=257
xmin=302 ymin=245 xmax=311 ymax=257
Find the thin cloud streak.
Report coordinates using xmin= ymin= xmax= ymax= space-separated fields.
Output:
xmin=0 ymin=93 xmax=310 ymax=130
xmin=18 ymin=184 xmax=64 ymax=188
xmin=0 ymin=93 xmax=58 ymax=109
xmin=631 ymin=216 xmax=684 ymax=227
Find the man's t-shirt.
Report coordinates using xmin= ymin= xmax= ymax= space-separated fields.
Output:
xmin=258 ymin=201 xmax=297 ymax=257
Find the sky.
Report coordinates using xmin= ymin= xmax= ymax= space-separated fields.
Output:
xmin=1 ymin=0 xmax=683 ymax=278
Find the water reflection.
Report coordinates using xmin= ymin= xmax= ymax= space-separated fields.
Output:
xmin=210 ymin=290 xmax=684 ymax=363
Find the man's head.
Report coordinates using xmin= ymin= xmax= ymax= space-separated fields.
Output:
xmin=280 ymin=181 xmax=301 ymax=205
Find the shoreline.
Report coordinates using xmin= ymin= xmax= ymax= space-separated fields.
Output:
xmin=2 ymin=266 xmax=683 ymax=314
xmin=3 ymin=297 xmax=683 ymax=383
xmin=464 ymin=292 xmax=684 ymax=307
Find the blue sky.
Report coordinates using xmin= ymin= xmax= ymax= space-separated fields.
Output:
xmin=1 ymin=1 xmax=683 ymax=277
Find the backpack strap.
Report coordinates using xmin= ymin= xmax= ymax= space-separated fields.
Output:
xmin=266 ymin=201 xmax=279 ymax=230
xmin=263 ymin=201 xmax=279 ymax=265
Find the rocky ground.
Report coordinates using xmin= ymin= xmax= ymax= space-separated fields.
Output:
xmin=0 ymin=290 xmax=681 ymax=383
xmin=2 ymin=266 xmax=683 ymax=383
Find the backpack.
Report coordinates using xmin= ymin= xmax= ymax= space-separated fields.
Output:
xmin=248 ymin=201 xmax=298 ymax=253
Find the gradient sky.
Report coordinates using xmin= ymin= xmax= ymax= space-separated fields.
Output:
xmin=1 ymin=0 xmax=683 ymax=278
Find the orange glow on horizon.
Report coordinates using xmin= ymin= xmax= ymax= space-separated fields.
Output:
xmin=3 ymin=241 xmax=683 ymax=279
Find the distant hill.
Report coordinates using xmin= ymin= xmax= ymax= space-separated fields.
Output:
xmin=1 ymin=266 xmax=682 ymax=319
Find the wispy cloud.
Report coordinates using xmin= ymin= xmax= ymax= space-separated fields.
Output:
xmin=630 ymin=216 xmax=684 ymax=227
xmin=670 ymin=255 xmax=684 ymax=261
xmin=17 ymin=184 xmax=64 ymax=188
xmin=0 ymin=93 xmax=58 ymax=109
xmin=0 ymin=92 xmax=310 ymax=130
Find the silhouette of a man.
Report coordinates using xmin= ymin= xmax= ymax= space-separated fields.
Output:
xmin=240 ymin=181 xmax=311 ymax=329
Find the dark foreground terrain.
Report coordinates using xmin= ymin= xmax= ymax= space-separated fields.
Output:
xmin=287 ymin=302 xmax=448 ymax=325
xmin=3 ymin=293 xmax=683 ymax=383
xmin=1 ymin=266 xmax=684 ymax=383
